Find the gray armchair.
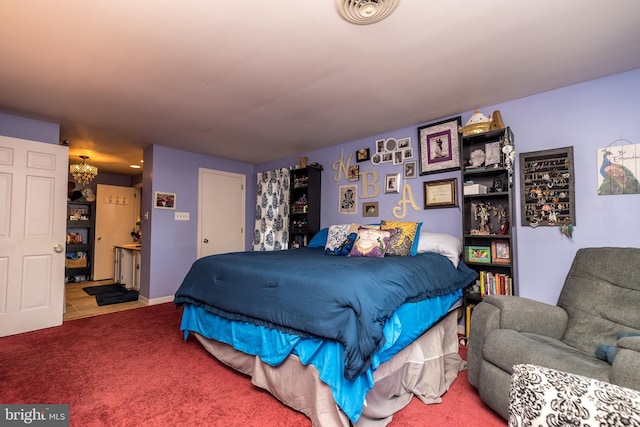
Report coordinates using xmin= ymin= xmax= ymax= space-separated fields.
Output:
xmin=467 ymin=247 xmax=640 ymax=419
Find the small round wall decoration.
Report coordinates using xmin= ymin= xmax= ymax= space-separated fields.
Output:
xmin=385 ymin=138 xmax=397 ymax=151
xmin=371 ymin=153 xmax=381 ymax=165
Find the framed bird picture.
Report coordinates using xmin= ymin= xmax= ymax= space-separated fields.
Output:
xmin=519 ymin=147 xmax=575 ymax=228
xmin=597 ymin=141 xmax=640 ymax=195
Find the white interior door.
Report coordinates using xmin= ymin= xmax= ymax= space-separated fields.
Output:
xmin=198 ymin=168 xmax=245 ymax=258
xmin=94 ymin=184 xmax=140 ymax=280
xmin=0 ymin=135 xmax=67 ymax=337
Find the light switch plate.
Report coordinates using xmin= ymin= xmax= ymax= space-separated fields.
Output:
xmin=175 ymin=212 xmax=190 ymax=221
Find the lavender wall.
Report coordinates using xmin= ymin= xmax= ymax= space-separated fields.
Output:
xmin=257 ymin=69 xmax=640 ymax=305
xmin=142 ymin=145 xmax=255 ymax=300
xmin=0 ymin=112 xmax=59 ymax=144
xmin=504 ymin=69 xmax=640 ymax=304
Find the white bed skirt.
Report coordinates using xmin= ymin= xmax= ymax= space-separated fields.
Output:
xmin=193 ymin=310 xmax=465 ymax=427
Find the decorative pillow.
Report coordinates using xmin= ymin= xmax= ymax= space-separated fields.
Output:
xmin=307 ymin=227 xmax=329 ymax=247
xmin=509 ymin=364 xmax=640 ymax=427
xmin=416 ymin=232 xmax=462 ymax=267
xmin=383 ymin=227 xmax=403 ymax=255
xmin=380 ymin=220 xmax=420 ymax=256
xmin=326 ymin=232 xmax=357 ymax=256
xmin=362 ymin=223 xmax=381 ymax=229
xmin=410 ymin=222 xmax=423 ymax=256
xmin=348 ymin=228 xmax=391 ymax=258
xmin=325 ymin=223 xmax=360 ymax=253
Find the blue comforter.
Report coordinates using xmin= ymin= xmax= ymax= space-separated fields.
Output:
xmin=174 ymin=247 xmax=477 ymax=379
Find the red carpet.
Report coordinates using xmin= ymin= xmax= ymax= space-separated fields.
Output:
xmin=0 ymin=303 xmax=504 ymax=426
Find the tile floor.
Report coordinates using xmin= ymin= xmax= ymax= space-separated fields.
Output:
xmin=64 ymin=280 xmax=146 ymax=321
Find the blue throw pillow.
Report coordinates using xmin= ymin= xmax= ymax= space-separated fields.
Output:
xmin=307 ymin=227 xmax=329 ymax=247
xmin=410 ymin=222 xmax=423 ymax=256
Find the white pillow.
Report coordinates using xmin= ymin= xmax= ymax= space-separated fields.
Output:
xmin=416 ymin=232 xmax=462 ymax=267
xmin=324 ymin=223 xmax=360 ymax=253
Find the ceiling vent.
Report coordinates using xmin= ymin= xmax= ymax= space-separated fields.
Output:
xmin=335 ymin=0 xmax=400 ymax=25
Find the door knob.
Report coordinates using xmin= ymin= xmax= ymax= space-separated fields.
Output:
xmin=203 ymin=239 xmax=209 ymax=243
xmin=54 ymin=244 xmax=64 ymax=253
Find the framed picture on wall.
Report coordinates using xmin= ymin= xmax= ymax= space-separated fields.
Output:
xmin=417 ymin=116 xmax=462 ymax=175
xmin=154 ymin=191 xmax=176 ymax=209
xmin=404 ymin=161 xmax=417 ymax=179
xmin=423 ymin=178 xmax=458 ymax=209
xmin=338 ymin=185 xmax=357 ymax=214
xmin=348 ymin=165 xmax=359 ymax=181
xmin=362 ymin=201 xmax=379 ymax=217
xmin=385 ymin=173 xmax=400 ymax=193
xmin=397 ymin=137 xmax=411 ymax=149
xmin=356 ymin=148 xmax=370 ymax=162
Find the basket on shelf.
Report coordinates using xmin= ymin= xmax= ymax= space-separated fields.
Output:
xmin=65 ymin=258 xmax=87 ymax=268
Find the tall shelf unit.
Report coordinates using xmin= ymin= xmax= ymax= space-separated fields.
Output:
xmin=289 ymin=166 xmax=322 ymax=248
xmin=65 ymin=201 xmax=95 ymax=282
xmin=461 ymin=127 xmax=518 ymax=336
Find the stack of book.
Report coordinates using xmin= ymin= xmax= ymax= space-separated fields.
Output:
xmin=476 ymin=271 xmax=513 ymax=297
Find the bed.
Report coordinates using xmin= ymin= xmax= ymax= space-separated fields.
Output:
xmin=174 ymin=228 xmax=477 ymax=426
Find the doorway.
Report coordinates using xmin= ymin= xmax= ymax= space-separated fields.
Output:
xmin=198 ymin=168 xmax=246 ymax=258
xmin=93 ymin=184 xmax=141 ymax=280
xmin=65 ymin=182 xmax=142 ymax=321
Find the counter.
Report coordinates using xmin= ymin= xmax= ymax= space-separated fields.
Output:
xmin=114 ymin=244 xmax=141 ymax=290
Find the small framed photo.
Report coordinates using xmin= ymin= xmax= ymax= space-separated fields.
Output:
xmin=154 ymin=191 xmax=176 ymax=209
xmin=348 ymin=165 xmax=360 ymax=181
xmin=370 ymin=153 xmax=381 ymax=165
xmin=356 ymin=148 xmax=370 ymax=162
xmin=385 ymin=173 xmax=400 ymax=193
xmin=376 ymin=139 xmax=385 ymax=153
xmin=485 ymin=141 xmax=501 ymax=166
xmin=404 ymin=160 xmax=417 ymax=179
xmin=423 ymin=178 xmax=458 ymax=209
xmin=338 ymin=185 xmax=357 ymax=214
xmin=362 ymin=201 xmax=379 ymax=217
xmin=466 ymin=246 xmax=491 ymax=263
xmin=491 ymin=240 xmax=511 ymax=264
xmin=417 ymin=116 xmax=462 ymax=175
xmin=397 ymin=137 xmax=411 ymax=149
xmin=393 ymin=150 xmax=404 ymax=165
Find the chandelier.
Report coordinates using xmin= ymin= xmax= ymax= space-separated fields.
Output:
xmin=70 ymin=155 xmax=98 ymax=185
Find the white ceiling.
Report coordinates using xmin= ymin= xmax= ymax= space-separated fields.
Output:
xmin=1 ymin=1 xmax=640 ymax=175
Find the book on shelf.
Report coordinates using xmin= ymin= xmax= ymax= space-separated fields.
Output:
xmin=476 ymin=271 xmax=512 ymax=297
xmin=465 ymin=303 xmax=476 ymax=338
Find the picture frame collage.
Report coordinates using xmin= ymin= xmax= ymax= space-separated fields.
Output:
xmin=350 ymin=116 xmax=464 ymax=216
xmin=369 ymin=137 xmax=417 ymax=180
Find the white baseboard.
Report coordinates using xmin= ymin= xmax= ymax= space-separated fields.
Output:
xmin=137 ymin=295 xmax=174 ymax=306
